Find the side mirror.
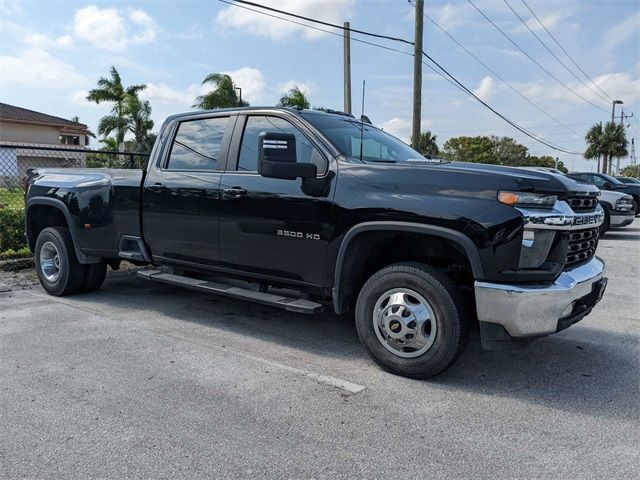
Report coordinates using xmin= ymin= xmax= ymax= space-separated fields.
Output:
xmin=258 ymin=132 xmax=317 ymax=180
xmin=603 ymin=182 xmax=612 ymax=189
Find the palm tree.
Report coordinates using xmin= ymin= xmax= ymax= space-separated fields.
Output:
xmin=193 ymin=73 xmax=249 ymax=109
xmin=584 ymin=122 xmax=628 ymax=174
xmin=86 ymin=66 xmax=147 ymax=147
xmin=415 ymin=131 xmax=439 ymax=157
xmin=278 ymin=86 xmax=310 ymax=109
xmin=97 ymin=96 xmax=154 ymax=153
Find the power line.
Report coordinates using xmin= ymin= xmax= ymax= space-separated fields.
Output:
xmin=466 ymin=0 xmax=609 ymax=113
xmin=520 ymin=0 xmax=613 ymax=102
xmin=421 ymin=55 xmax=582 ymax=155
xmin=229 ymin=0 xmax=413 ymax=46
xmin=503 ymin=0 xmax=610 ymax=104
xmin=408 ymin=0 xmax=579 ymax=135
xmin=216 ymin=0 xmax=413 ymax=57
xmin=217 ymin=0 xmax=584 ymax=155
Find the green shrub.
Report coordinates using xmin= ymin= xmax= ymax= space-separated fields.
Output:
xmin=0 ymin=247 xmax=31 ymax=260
xmin=0 ymin=208 xmax=27 ymax=252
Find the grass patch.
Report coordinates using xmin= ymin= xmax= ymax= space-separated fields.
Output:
xmin=0 ymin=188 xmax=24 ymax=210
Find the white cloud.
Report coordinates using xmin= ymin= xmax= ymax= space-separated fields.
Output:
xmin=603 ymin=11 xmax=640 ymax=50
xmin=516 ymin=72 xmax=640 ymax=106
xmin=277 ymin=80 xmax=316 ymax=95
xmin=130 ymin=8 xmax=157 ymax=44
xmin=472 ymin=75 xmax=495 ymax=101
xmin=141 ymin=68 xmax=267 ymax=109
xmin=380 ymin=117 xmax=433 ymax=143
xmin=73 ymin=6 xmax=156 ymax=50
xmin=380 ymin=117 xmax=412 ymax=140
xmin=0 ymin=0 xmax=22 ymax=15
xmin=215 ymin=0 xmax=356 ymax=41
xmin=224 ymin=67 xmax=266 ymax=103
xmin=513 ymin=11 xmax=566 ymax=34
xmin=0 ymin=48 xmax=85 ymax=88
xmin=74 ymin=6 xmax=127 ymax=50
xmin=56 ymin=35 xmax=73 ymax=47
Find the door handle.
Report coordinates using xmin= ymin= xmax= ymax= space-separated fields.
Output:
xmin=223 ymin=187 xmax=247 ymax=197
xmin=147 ymin=182 xmax=166 ymax=192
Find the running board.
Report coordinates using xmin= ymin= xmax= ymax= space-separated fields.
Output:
xmin=137 ymin=270 xmax=323 ymax=314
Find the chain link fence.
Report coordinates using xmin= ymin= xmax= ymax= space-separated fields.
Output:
xmin=0 ymin=144 xmax=149 ymax=256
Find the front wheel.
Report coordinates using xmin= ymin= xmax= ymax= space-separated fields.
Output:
xmin=355 ymin=262 xmax=469 ymax=379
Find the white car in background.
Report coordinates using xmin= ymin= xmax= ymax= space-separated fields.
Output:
xmin=520 ymin=167 xmax=635 ymax=234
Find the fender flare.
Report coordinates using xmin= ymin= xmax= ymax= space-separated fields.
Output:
xmin=26 ymin=197 xmax=100 ymax=264
xmin=331 ymin=221 xmax=484 ymax=314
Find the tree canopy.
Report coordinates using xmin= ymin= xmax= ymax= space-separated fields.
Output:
xmin=193 ymin=73 xmax=249 ymax=109
xmin=584 ymin=121 xmax=628 ymax=174
xmin=277 ymin=86 xmax=311 ymax=109
xmin=441 ymin=135 xmax=567 ymax=172
xmin=86 ymin=66 xmax=147 ymax=147
xmin=415 ymin=131 xmax=439 ymax=157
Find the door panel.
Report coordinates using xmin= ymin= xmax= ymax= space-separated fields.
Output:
xmin=218 ymin=114 xmax=335 ymax=286
xmin=143 ymin=115 xmax=233 ymax=266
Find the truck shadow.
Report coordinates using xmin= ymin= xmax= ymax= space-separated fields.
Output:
xmin=601 ymin=232 xmax=640 ymax=240
xmin=92 ymin=271 xmax=636 ymax=420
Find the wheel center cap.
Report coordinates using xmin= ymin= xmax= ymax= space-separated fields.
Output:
xmin=389 ymin=319 xmax=402 ymax=333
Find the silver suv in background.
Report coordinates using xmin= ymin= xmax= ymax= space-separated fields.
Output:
xmin=520 ymin=167 xmax=635 ymax=234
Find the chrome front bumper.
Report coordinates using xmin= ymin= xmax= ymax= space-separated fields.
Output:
xmin=475 ymin=256 xmax=606 ymax=337
xmin=610 ymin=212 xmax=635 ymax=228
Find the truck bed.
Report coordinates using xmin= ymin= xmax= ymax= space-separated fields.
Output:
xmin=26 ymin=168 xmax=145 ymax=259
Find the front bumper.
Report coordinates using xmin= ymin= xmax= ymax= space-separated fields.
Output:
xmin=474 ymin=256 xmax=606 ymax=339
xmin=610 ymin=211 xmax=635 ymax=228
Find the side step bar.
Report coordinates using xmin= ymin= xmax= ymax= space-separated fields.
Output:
xmin=137 ymin=270 xmax=323 ymax=315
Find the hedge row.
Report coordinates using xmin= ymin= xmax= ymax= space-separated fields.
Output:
xmin=0 ymin=209 xmax=27 ymax=253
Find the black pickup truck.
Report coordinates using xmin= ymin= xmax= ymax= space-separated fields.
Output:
xmin=24 ymin=107 xmax=608 ymax=378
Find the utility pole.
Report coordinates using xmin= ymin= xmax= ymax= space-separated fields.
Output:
xmin=616 ymin=109 xmax=634 ymax=175
xmin=608 ymin=100 xmax=623 ymax=174
xmin=343 ymin=22 xmax=352 ymax=114
xmin=412 ymin=0 xmax=424 ymax=150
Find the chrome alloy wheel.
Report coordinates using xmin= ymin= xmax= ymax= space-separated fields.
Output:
xmin=372 ymin=288 xmax=438 ymax=358
xmin=39 ymin=241 xmax=61 ymax=283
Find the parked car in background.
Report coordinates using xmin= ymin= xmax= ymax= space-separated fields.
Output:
xmin=521 ymin=167 xmax=635 ymax=233
xmin=568 ymin=172 xmax=640 ymax=215
xmin=615 ymin=176 xmax=640 ymax=185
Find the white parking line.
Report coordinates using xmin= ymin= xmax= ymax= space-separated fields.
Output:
xmin=157 ymin=328 xmax=367 ymax=395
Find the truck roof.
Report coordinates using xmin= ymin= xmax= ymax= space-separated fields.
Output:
xmin=163 ymin=106 xmax=355 ymax=124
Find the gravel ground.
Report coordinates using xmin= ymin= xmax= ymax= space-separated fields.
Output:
xmin=1 ymin=223 xmax=638 ymax=479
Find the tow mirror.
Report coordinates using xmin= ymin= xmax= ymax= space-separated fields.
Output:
xmin=258 ymin=132 xmax=316 ymax=180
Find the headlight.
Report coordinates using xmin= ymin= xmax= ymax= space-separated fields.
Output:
xmin=498 ymin=191 xmax=557 ymax=208
xmin=615 ymin=197 xmax=634 ymax=211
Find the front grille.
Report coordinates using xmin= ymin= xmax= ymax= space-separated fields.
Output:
xmin=565 ymin=227 xmax=599 ymax=267
xmin=566 ymin=195 xmax=598 ymax=212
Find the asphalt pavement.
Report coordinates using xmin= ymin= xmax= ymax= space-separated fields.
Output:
xmin=1 ymin=223 xmax=638 ymax=478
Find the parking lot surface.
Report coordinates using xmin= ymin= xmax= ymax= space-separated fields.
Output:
xmin=1 ymin=223 xmax=638 ymax=478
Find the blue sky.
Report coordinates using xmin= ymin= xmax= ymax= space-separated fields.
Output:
xmin=1 ymin=0 xmax=639 ymax=171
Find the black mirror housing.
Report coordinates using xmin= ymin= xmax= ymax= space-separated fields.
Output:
xmin=258 ymin=132 xmax=317 ymax=180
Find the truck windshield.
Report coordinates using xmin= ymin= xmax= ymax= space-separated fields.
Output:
xmin=301 ymin=112 xmax=439 ymax=164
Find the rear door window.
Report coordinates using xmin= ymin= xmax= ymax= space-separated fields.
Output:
xmin=167 ymin=117 xmax=230 ymax=171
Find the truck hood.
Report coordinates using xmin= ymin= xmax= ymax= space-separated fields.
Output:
xmin=361 ymin=160 xmax=599 ymax=196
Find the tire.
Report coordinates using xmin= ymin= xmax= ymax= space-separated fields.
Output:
xmin=633 ymin=199 xmax=639 ymax=217
xmin=34 ymin=227 xmax=85 ymax=296
xmin=81 ymin=260 xmax=107 ymax=292
xmin=599 ymin=210 xmax=610 ymax=236
xmin=355 ymin=262 xmax=469 ymax=379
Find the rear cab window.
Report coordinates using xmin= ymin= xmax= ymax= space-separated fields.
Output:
xmin=166 ymin=117 xmax=230 ymax=171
